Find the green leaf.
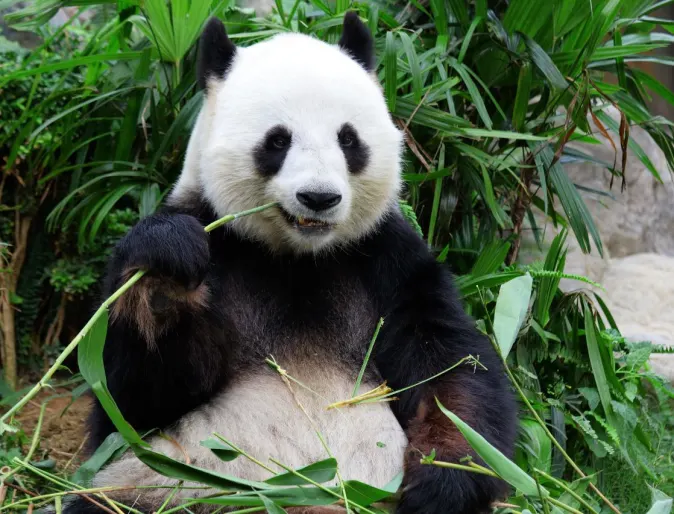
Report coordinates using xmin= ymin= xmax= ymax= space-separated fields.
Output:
xmin=72 ymin=432 xmax=129 ymax=486
xmin=448 ymin=57 xmax=492 ymax=129
xmin=385 ymin=31 xmax=398 ymax=112
xmin=646 ymin=487 xmax=673 ymax=514
xmin=493 ymin=273 xmax=533 ymax=359
xmin=513 ymin=62 xmax=532 ymax=132
xmin=578 ymin=387 xmax=600 ymax=411
xmin=77 ymin=312 xmax=111 ymax=388
xmin=457 ymin=271 xmax=525 ymax=298
xmin=265 ymin=458 xmax=337 ymax=486
xmin=398 ymin=32 xmax=423 ymax=104
xmin=504 ymin=0 xmax=554 ymax=39
xmin=519 ymin=418 xmax=551 ymax=473
xmin=0 ymin=53 xmax=144 ymax=85
xmin=535 ymin=143 xmax=603 ymax=256
xmin=522 ymin=33 xmax=567 ymax=90
xmin=470 ymin=241 xmax=511 ymax=277
xmin=583 ymin=303 xmax=617 ymax=427
xmin=436 ymin=399 xmax=547 ymax=498
xmin=259 ymin=494 xmax=287 ymax=514
xmin=133 ymin=445 xmax=272 ymax=491
xmin=200 ymin=438 xmax=241 ymax=462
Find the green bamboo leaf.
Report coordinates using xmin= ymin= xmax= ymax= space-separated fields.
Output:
xmin=520 ymin=419 xmax=552 ymax=474
xmin=522 ymin=34 xmax=567 ymax=90
xmin=0 ymin=53 xmax=143 ymax=85
xmin=428 ymin=0 xmax=449 ymax=49
xmin=535 ymin=231 xmax=567 ymax=328
xmin=385 ymin=31 xmax=398 ymax=111
xmin=88 ymin=184 xmax=138 ymax=244
xmin=459 ymin=128 xmax=546 ymax=141
xmin=200 ymin=438 xmax=241 ymax=462
xmin=583 ymin=303 xmax=617 ymax=426
xmin=91 ymin=382 xmax=148 ymax=447
xmin=143 ymin=0 xmax=177 ymax=61
xmin=259 ymin=494 xmax=287 ymax=514
xmin=202 ymin=486 xmax=335 ymax=507
xmin=394 ymin=98 xmax=470 ymax=132
xmin=493 ymin=273 xmax=533 ymax=359
xmin=436 ymin=399 xmax=547 ymax=498
xmin=133 ymin=445 xmax=272 ymax=491
xmin=341 ymin=479 xmax=398 ymax=507
xmin=478 ymin=164 xmax=510 ymax=227
xmin=503 ymin=0 xmax=554 ymax=39
xmin=553 ymin=44 xmax=670 ymax=66
xmin=458 ymin=16 xmax=481 ymax=63
xmin=265 ymin=458 xmax=337 ymax=486
xmin=398 ymin=32 xmax=423 ymax=104
xmin=533 ymin=143 xmax=603 ymax=256
xmin=470 ymin=241 xmax=511 ymax=277
xmin=448 ymin=57 xmax=492 ymax=129
xmin=457 ymin=271 xmax=525 ymax=298
xmin=71 ymin=432 xmax=129 ymax=486
xmin=447 ymin=0 xmax=469 ymax=31
xmin=513 ymin=62 xmax=532 ymax=132
xmin=77 ymin=311 xmax=111 ymax=388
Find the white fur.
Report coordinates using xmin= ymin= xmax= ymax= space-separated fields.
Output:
xmin=92 ymin=366 xmax=407 ymax=510
xmin=170 ymin=31 xmax=404 ymax=254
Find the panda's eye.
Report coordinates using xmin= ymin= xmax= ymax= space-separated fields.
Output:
xmin=271 ymin=135 xmax=290 ymax=149
xmin=340 ymin=134 xmax=355 ymax=147
xmin=338 ymin=125 xmax=359 ymax=148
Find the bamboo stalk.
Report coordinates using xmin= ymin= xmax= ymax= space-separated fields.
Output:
xmin=0 ymin=203 xmax=278 ymax=432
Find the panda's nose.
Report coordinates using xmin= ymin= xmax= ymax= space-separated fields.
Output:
xmin=296 ymin=191 xmax=342 ymax=211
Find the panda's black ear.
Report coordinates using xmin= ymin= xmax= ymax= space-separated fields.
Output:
xmin=338 ymin=11 xmax=375 ymax=72
xmin=197 ymin=17 xmax=237 ymax=91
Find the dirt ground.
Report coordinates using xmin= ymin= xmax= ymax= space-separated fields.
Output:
xmin=14 ymin=387 xmax=93 ymax=472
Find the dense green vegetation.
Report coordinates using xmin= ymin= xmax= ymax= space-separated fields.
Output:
xmin=1 ymin=0 xmax=674 ymax=513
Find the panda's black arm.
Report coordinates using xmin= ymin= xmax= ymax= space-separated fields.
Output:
xmin=368 ymin=216 xmax=518 ymax=514
xmin=85 ymin=210 xmax=231 ymax=449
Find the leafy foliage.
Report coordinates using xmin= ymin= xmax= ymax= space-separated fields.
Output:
xmin=1 ymin=0 xmax=674 ymax=513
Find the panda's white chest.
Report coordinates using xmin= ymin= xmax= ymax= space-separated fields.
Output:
xmin=93 ymin=365 xmax=408 ymax=509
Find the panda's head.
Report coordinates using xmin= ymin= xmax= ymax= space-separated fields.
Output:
xmin=171 ymin=12 xmax=404 ymax=254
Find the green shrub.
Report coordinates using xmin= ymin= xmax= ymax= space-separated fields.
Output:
xmin=1 ymin=1 xmax=674 ymax=513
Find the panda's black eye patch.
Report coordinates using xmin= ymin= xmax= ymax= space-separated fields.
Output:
xmin=338 ymin=123 xmax=369 ymax=174
xmin=254 ymin=125 xmax=292 ymax=177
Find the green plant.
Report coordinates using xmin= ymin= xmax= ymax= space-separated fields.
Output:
xmin=1 ymin=0 xmax=674 ymax=513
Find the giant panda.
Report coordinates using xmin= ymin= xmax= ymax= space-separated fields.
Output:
xmin=66 ymin=11 xmax=517 ymax=514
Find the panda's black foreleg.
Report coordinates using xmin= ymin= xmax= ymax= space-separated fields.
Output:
xmin=373 ymin=265 xmax=518 ymax=514
xmin=84 ymin=211 xmax=231 ymax=450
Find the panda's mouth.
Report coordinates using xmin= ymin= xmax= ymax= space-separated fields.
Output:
xmin=279 ymin=207 xmax=334 ymax=233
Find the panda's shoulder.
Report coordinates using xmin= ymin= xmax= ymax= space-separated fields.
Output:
xmin=162 ymin=189 xmax=218 ymax=226
xmin=357 ymin=206 xmax=448 ymax=289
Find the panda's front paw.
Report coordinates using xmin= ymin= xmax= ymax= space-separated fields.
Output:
xmin=115 ymin=213 xmax=210 ymax=290
xmin=395 ymin=456 xmax=504 ymax=514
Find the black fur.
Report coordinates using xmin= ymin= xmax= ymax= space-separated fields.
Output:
xmin=253 ymin=125 xmax=293 ymax=177
xmin=73 ymin=193 xmax=517 ymax=514
xmin=197 ymin=17 xmax=236 ymax=91
xmin=338 ymin=11 xmax=375 ymax=72
xmin=338 ymin=122 xmax=370 ymax=174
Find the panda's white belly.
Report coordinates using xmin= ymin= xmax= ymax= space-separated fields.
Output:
xmin=92 ymin=366 xmax=408 ymax=510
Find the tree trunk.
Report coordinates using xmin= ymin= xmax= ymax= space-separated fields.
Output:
xmin=0 ymin=213 xmax=32 ymax=390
